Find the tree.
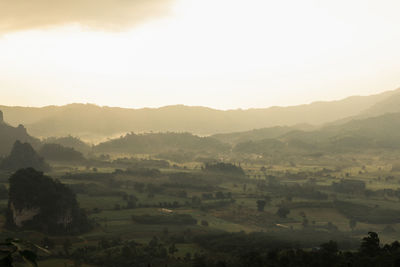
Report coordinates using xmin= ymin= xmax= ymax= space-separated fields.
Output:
xmin=285 ymin=195 xmax=293 ymax=202
xmin=364 ymin=189 xmax=373 ymax=199
xmin=256 ymin=200 xmax=266 ymax=212
xmin=168 ymin=243 xmax=178 ymax=255
xmin=326 ymin=222 xmax=338 ymax=231
xmin=192 ymin=196 xmax=201 ymax=205
xmin=320 ymin=240 xmax=338 ymax=254
xmin=39 ymin=143 xmax=85 ymax=162
xmin=63 ymin=239 xmax=72 ymax=256
xmin=126 ymin=200 xmax=136 ymax=209
xmin=203 ymin=162 xmax=245 ymax=176
xmin=121 ymin=246 xmax=132 ymax=258
xmin=277 ymin=207 xmax=290 ymax=218
xmin=149 ymin=236 xmax=159 ymax=248
xmin=201 ymin=220 xmax=209 ymax=227
xmin=264 ymin=195 xmax=272 ymax=205
xmin=260 ymin=166 xmax=267 ymax=173
xmin=360 ymin=232 xmax=380 ymax=256
xmin=302 ymin=217 xmax=309 ymax=228
xmin=349 ymin=218 xmax=357 ymax=231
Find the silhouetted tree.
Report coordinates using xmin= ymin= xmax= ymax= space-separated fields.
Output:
xmin=277 ymin=207 xmax=290 ymax=218
xmin=349 ymin=218 xmax=357 ymax=231
xmin=256 ymin=200 xmax=266 ymax=212
xmin=360 ymin=231 xmax=380 ymax=256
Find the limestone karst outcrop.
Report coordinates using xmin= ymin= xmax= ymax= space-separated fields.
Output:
xmin=6 ymin=168 xmax=92 ymax=234
xmin=0 ymin=141 xmax=50 ymax=171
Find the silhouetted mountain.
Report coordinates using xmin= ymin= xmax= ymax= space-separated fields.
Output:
xmin=212 ymin=124 xmax=315 ymax=145
xmin=6 ymin=168 xmax=91 ymax=234
xmin=42 ymin=136 xmax=91 ymax=154
xmin=361 ymin=92 xmax=400 ymax=117
xmin=0 ymin=141 xmax=50 ymax=171
xmin=286 ymin=112 xmax=400 ymax=149
xmin=0 ymin=110 xmax=39 ymax=156
xmin=94 ymin=132 xmax=229 ymax=154
xmin=39 ymin=143 xmax=86 ymax=163
xmin=327 ymin=91 xmax=400 ymax=126
xmin=1 ymin=88 xmax=398 ymax=140
xmin=233 ymin=112 xmax=400 ymax=154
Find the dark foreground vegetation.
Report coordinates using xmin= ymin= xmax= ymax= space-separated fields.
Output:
xmin=60 ymin=232 xmax=400 ymax=267
xmin=2 ymin=231 xmax=400 ymax=267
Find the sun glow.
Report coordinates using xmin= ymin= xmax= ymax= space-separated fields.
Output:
xmin=1 ymin=0 xmax=400 ymax=109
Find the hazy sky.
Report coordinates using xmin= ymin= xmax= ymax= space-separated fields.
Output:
xmin=1 ymin=0 xmax=400 ymax=110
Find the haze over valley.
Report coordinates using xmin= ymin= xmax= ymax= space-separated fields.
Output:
xmin=3 ymin=88 xmax=400 ymax=266
xmin=2 ymin=0 xmax=400 ymax=266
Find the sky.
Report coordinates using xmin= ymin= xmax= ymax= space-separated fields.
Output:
xmin=0 ymin=0 xmax=400 ymax=110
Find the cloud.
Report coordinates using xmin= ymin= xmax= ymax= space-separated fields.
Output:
xmin=0 ymin=0 xmax=174 ymax=33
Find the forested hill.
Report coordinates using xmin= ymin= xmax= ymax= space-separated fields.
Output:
xmin=91 ymin=111 xmax=400 ymax=155
xmin=93 ymin=132 xmax=229 ymax=154
xmin=326 ymin=90 xmax=400 ymax=126
xmin=1 ymin=87 xmax=399 ymax=140
xmin=212 ymin=125 xmax=314 ymax=145
xmin=233 ymin=111 xmax=400 ymax=153
xmin=3 ymin=91 xmax=400 ymax=157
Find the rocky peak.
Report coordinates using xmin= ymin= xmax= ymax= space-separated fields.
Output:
xmin=6 ymin=168 xmax=92 ymax=234
xmin=0 ymin=141 xmax=50 ymax=171
xmin=0 ymin=112 xmax=39 ymax=156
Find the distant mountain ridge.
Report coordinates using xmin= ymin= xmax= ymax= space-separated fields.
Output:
xmin=231 ymin=111 xmax=400 ymax=154
xmin=3 ymin=99 xmax=400 ymax=158
xmin=1 ymin=88 xmax=400 ymax=141
xmin=212 ymin=125 xmax=315 ymax=145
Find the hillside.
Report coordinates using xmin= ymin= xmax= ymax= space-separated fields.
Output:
xmin=1 ymin=88 xmax=399 ymax=140
xmin=233 ymin=112 xmax=400 ymax=154
xmin=212 ymin=124 xmax=315 ymax=145
xmin=93 ymin=111 xmax=400 ymax=156
xmin=94 ymin=132 xmax=229 ymax=154
xmin=0 ymin=110 xmax=39 ymax=156
xmin=360 ymin=93 xmax=400 ymax=117
xmin=288 ymin=112 xmax=400 ymax=148
xmin=42 ymin=136 xmax=92 ymax=154
xmin=0 ymin=141 xmax=50 ymax=171
xmin=327 ymin=91 xmax=400 ymax=126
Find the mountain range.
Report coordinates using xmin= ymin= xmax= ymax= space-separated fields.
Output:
xmin=1 ymin=87 xmax=400 ymax=141
xmin=1 ymin=87 xmax=400 ymax=157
